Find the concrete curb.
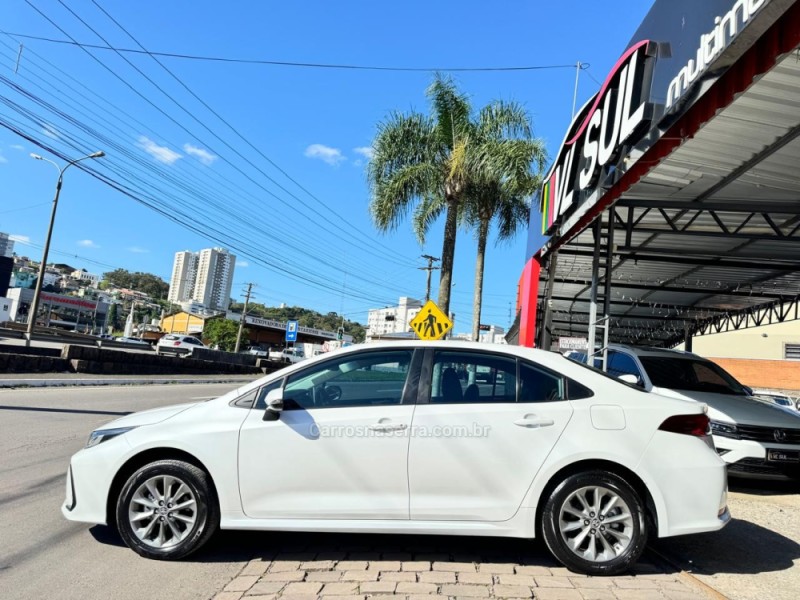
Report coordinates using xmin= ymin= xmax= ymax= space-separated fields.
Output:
xmin=0 ymin=377 xmax=257 ymax=389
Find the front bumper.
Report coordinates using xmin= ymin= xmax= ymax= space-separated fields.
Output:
xmin=715 ymin=436 xmax=800 ymax=480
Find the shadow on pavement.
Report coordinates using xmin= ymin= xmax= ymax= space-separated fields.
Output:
xmin=91 ymin=527 xmax=664 ymax=575
xmin=653 ymin=518 xmax=800 ymax=575
xmin=729 ymin=477 xmax=800 ymax=496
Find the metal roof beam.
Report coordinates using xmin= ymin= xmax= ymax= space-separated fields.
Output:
xmin=549 ymin=295 xmax=729 ymax=313
xmin=558 ymin=248 xmax=800 ymax=271
xmin=552 ymin=277 xmax=790 ymax=299
xmin=617 ymin=199 xmax=800 ymax=214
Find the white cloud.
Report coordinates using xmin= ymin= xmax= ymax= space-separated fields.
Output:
xmin=238 ymin=260 xmax=249 ymax=267
xmin=10 ymin=144 xmax=24 ymax=151
xmin=10 ymin=234 xmax=30 ymax=244
xmin=353 ymin=146 xmax=374 ymax=160
xmin=0 ymin=154 xmax=7 ymax=164
xmin=183 ymin=143 xmax=217 ymax=166
xmin=304 ymin=143 xmax=345 ymax=166
xmin=77 ymin=239 xmax=99 ymax=248
xmin=127 ymin=246 xmax=149 ymax=253
xmin=42 ymin=124 xmax=61 ymax=140
xmin=137 ymin=136 xmax=182 ymax=165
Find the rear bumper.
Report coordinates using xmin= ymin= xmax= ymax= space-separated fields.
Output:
xmin=638 ymin=431 xmax=730 ymax=538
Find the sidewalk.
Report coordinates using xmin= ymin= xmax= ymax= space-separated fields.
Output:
xmin=0 ymin=372 xmax=260 ymax=388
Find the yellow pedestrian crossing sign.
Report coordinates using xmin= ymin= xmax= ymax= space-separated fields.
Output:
xmin=410 ymin=300 xmax=453 ymax=340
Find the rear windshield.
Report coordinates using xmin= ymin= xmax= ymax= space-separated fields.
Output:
xmin=639 ymin=356 xmax=747 ymax=395
xmin=562 ymin=353 xmax=643 ymax=391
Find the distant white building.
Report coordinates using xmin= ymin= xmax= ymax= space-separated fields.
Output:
xmin=194 ymin=248 xmax=236 ymax=311
xmin=0 ymin=232 xmax=14 ymax=258
xmin=367 ymin=296 xmax=423 ymax=340
xmin=168 ymin=250 xmax=197 ymax=304
xmin=70 ymin=269 xmax=100 ymax=288
xmin=167 ymin=247 xmax=236 ymax=312
xmin=452 ymin=325 xmax=507 ymax=345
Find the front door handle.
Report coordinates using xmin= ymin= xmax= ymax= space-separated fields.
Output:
xmin=514 ymin=415 xmax=554 ymax=428
xmin=368 ymin=420 xmax=408 ymax=432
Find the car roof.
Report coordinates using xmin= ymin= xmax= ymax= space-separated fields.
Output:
xmin=607 ymin=343 xmax=703 ymax=360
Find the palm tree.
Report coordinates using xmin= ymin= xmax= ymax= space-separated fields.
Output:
xmin=462 ymin=104 xmax=546 ymax=341
xmin=368 ymin=74 xmax=483 ymax=316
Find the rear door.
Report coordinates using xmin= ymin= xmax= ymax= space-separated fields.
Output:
xmin=408 ymin=349 xmax=574 ymax=521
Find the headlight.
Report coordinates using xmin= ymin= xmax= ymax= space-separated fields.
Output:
xmin=709 ymin=421 xmax=739 ymax=439
xmin=86 ymin=426 xmax=137 ymax=448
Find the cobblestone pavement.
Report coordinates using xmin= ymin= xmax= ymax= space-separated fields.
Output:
xmin=208 ymin=533 xmax=710 ymax=600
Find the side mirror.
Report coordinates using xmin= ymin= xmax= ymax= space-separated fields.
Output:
xmin=263 ymin=388 xmax=284 ymax=421
xmin=618 ymin=373 xmax=641 ymax=386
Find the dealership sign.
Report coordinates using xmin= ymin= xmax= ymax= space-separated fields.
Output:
xmin=540 ymin=41 xmax=657 ymax=234
xmin=666 ymin=0 xmax=768 ymax=109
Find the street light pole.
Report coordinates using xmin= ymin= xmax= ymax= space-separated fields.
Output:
xmin=25 ymin=151 xmax=105 ymax=346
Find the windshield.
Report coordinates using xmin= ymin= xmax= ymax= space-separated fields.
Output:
xmin=639 ymin=356 xmax=747 ymax=395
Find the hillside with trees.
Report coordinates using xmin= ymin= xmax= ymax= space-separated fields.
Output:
xmin=228 ymin=302 xmax=366 ymax=343
xmin=102 ymin=268 xmax=169 ymax=299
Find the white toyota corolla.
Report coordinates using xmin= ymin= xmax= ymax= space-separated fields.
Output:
xmin=63 ymin=341 xmax=729 ymax=575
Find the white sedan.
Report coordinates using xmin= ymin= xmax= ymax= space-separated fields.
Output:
xmin=63 ymin=341 xmax=729 ymax=575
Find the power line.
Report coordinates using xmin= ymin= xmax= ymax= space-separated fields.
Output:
xmin=4 ymin=30 xmax=580 ymax=72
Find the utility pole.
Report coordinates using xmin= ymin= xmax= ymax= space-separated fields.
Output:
xmin=234 ymin=283 xmax=254 ymax=353
xmin=419 ymin=254 xmax=440 ymax=303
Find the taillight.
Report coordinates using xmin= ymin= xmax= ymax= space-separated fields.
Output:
xmin=659 ymin=414 xmax=710 ymax=437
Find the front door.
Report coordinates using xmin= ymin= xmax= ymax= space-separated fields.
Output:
xmin=408 ymin=349 xmax=573 ymax=521
xmin=238 ymin=348 xmax=419 ymax=519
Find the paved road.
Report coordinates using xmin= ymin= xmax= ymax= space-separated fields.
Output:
xmin=0 ymin=383 xmax=256 ymax=600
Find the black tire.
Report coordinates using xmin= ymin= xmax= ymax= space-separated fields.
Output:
xmin=116 ymin=459 xmax=219 ymax=560
xmin=541 ymin=470 xmax=648 ymax=576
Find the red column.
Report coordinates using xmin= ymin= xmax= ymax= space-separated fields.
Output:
xmin=518 ymin=255 xmax=542 ymax=348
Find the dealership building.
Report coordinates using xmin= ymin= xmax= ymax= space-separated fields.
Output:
xmin=511 ymin=0 xmax=800 ymax=387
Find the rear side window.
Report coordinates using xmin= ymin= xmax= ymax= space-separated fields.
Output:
xmin=430 ymin=351 xmax=517 ymax=404
xmin=519 ymin=362 xmax=564 ymax=402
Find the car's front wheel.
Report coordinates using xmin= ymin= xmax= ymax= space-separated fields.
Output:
xmin=116 ymin=459 xmax=219 ymax=560
xmin=541 ymin=470 xmax=648 ymax=576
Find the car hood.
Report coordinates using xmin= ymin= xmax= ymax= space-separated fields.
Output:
xmin=651 ymin=387 xmax=800 ymax=428
xmin=102 ymin=402 xmax=199 ymax=430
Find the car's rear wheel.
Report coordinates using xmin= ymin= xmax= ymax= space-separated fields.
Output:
xmin=541 ymin=470 xmax=647 ymax=576
xmin=116 ymin=459 xmax=219 ymax=560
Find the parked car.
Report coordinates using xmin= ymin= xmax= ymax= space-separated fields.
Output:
xmin=63 ymin=341 xmax=728 ymax=575
xmin=268 ymin=346 xmax=305 ymax=364
xmin=156 ymin=334 xmax=207 ymax=356
xmin=567 ymin=345 xmax=800 ymax=480
xmin=247 ymin=346 xmax=269 ymax=357
xmin=751 ymin=389 xmax=798 ymax=411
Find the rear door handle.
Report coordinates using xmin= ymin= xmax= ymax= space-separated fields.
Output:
xmin=368 ymin=419 xmax=408 ymax=432
xmin=514 ymin=415 xmax=554 ymax=428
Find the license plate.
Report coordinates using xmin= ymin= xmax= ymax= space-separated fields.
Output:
xmin=767 ymin=449 xmax=800 ymax=463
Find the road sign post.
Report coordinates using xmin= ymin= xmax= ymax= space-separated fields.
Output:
xmin=286 ymin=320 xmax=298 ymax=343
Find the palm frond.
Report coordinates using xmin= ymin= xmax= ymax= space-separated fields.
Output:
xmin=427 ymin=72 xmax=472 ymax=150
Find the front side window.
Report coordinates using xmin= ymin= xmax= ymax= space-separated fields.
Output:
xmin=283 ymin=350 xmax=413 ymax=409
xmin=607 ymin=351 xmax=643 ymax=382
xmin=639 ymin=356 xmax=746 ymax=395
xmin=430 ymin=351 xmax=517 ymax=404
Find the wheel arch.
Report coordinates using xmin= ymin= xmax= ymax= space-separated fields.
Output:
xmin=534 ymin=459 xmax=659 ymax=537
xmin=106 ymin=447 xmax=218 ymax=526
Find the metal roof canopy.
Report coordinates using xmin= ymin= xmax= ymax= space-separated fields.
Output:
xmin=540 ymin=37 xmax=800 ymax=350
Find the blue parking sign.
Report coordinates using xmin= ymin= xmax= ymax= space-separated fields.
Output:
xmin=286 ymin=320 xmax=298 ymax=342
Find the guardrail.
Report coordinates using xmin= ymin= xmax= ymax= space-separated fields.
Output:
xmin=0 ymin=323 xmax=154 ymax=351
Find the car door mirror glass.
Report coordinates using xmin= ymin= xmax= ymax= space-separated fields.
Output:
xmin=263 ymin=388 xmax=284 ymax=421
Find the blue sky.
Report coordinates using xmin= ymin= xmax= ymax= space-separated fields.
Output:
xmin=0 ymin=0 xmax=652 ymax=329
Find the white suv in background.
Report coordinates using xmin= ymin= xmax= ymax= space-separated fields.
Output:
xmin=156 ymin=334 xmax=207 ymax=356
xmin=567 ymin=345 xmax=800 ymax=480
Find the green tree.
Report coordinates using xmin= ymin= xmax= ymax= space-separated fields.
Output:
xmin=107 ymin=303 xmax=119 ymax=332
xmin=102 ymin=269 xmax=168 ymax=299
xmin=460 ymin=108 xmax=546 ymax=340
xmin=203 ymin=318 xmax=248 ymax=352
xmin=368 ymin=74 xmax=468 ymax=316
